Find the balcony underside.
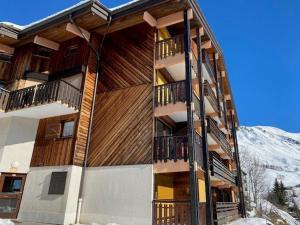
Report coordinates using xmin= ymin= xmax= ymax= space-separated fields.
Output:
xmin=211 ymin=176 xmax=234 ymax=189
xmin=0 ymin=102 xmax=78 ymax=119
xmin=154 ymin=102 xmax=199 ymax=123
xmin=154 ymin=159 xmax=189 ymax=174
xmin=207 ymin=134 xmax=230 ymax=159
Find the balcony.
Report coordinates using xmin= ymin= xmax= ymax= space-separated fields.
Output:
xmin=204 ymin=80 xmax=218 ymax=114
xmin=153 ymin=133 xmax=203 ymax=172
xmin=152 ymin=200 xmax=207 ymax=225
xmin=155 ymin=35 xmax=198 ymax=81
xmin=0 ymin=80 xmax=81 ymax=119
xmin=210 ymin=153 xmax=236 ymax=186
xmin=215 ymin=202 xmax=239 ymax=225
xmin=152 ymin=199 xmax=191 ymax=225
xmin=207 ymin=116 xmax=232 ymax=159
xmin=202 ymin=50 xmax=216 ymax=84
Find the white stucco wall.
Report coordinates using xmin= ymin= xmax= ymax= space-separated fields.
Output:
xmin=80 ymin=164 xmax=153 ymax=225
xmin=0 ymin=117 xmax=39 ymax=173
xmin=18 ymin=165 xmax=82 ymax=225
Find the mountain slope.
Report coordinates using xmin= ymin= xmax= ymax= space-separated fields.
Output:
xmin=237 ymin=126 xmax=300 ymax=187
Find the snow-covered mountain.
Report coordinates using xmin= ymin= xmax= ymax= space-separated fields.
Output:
xmin=237 ymin=126 xmax=300 ymax=187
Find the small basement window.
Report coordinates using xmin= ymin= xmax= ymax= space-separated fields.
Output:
xmin=62 ymin=120 xmax=75 ymax=138
xmin=48 ymin=171 xmax=67 ymax=195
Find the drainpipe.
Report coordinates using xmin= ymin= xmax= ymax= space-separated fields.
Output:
xmin=68 ymin=15 xmax=111 ymax=225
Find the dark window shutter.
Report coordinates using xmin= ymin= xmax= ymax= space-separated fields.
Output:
xmin=48 ymin=172 xmax=67 ymax=195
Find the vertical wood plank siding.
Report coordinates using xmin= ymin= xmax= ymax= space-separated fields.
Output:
xmin=99 ymin=23 xmax=155 ymax=92
xmin=0 ymin=61 xmax=11 ymax=81
xmin=72 ymin=35 xmax=98 ymax=166
xmin=30 ymin=114 xmax=78 ymax=167
xmin=88 ymin=84 xmax=153 ymax=166
xmin=49 ymin=37 xmax=89 ymax=74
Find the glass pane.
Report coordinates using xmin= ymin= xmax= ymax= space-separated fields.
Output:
xmin=2 ymin=177 xmax=22 ymax=192
xmin=0 ymin=198 xmax=17 ymax=213
xmin=62 ymin=121 xmax=75 ymax=137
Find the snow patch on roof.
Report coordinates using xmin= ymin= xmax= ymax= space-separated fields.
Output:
xmin=0 ymin=22 xmax=26 ymax=30
xmin=0 ymin=0 xmax=92 ymax=31
xmin=109 ymin=0 xmax=140 ymax=11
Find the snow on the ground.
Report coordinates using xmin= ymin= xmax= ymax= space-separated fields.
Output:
xmin=0 ymin=219 xmax=14 ymax=225
xmin=263 ymin=200 xmax=300 ymax=225
xmin=229 ymin=218 xmax=274 ymax=225
xmin=238 ymin=126 xmax=300 ymax=187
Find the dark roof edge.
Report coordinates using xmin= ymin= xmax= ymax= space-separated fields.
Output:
xmin=18 ymin=0 xmax=110 ymax=39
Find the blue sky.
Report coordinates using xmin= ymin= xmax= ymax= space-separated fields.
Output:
xmin=0 ymin=0 xmax=299 ymax=132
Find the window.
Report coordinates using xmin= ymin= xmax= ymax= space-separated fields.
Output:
xmin=66 ymin=44 xmax=78 ymax=57
xmin=45 ymin=123 xmax=61 ymax=139
xmin=48 ymin=172 xmax=67 ymax=195
xmin=45 ymin=120 xmax=75 ymax=139
xmin=62 ymin=121 xmax=75 ymax=138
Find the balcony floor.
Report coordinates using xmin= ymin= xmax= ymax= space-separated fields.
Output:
xmin=0 ymin=102 xmax=78 ymax=119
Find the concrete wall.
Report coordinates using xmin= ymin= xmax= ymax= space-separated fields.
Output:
xmin=0 ymin=117 xmax=39 ymax=173
xmin=18 ymin=165 xmax=82 ymax=225
xmin=80 ymin=165 xmax=153 ymax=225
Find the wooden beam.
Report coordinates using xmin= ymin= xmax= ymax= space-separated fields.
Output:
xmin=0 ymin=43 xmax=14 ymax=55
xmin=207 ymin=112 xmax=218 ymax=118
xmin=143 ymin=11 xmax=157 ymax=27
xmin=190 ymin=27 xmax=204 ymax=38
xmin=33 ymin=36 xmax=59 ymax=51
xmin=202 ymin=40 xmax=212 ymax=49
xmin=221 ymin=70 xmax=226 ymax=77
xmin=225 ymin=94 xmax=231 ymax=100
xmin=157 ymin=9 xmax=193 ymax=28
xmin=208 ymin=144 xmax=220 ymax=151
xmin=66 ymin=23 xmax=90 ymax=41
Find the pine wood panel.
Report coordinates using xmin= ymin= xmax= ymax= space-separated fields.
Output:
xmin=0 ymin=61 xmax=11 ymax=81
xmin=98 ymin=23 xmax=155 ymax=92
xmin=88 ymin=84 xmax=153 ymax=166
xmin=9 ymin=44 xmax=34 ymax=81
xmin=49 ymin=37 xmax=89 ymax=74
xmin=73 ymin=35 xmax=98 ymax=165
xmin=30 ymin=114 xmax=78 ymax=167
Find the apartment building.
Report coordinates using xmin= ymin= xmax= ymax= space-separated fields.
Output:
xmin=0 ymin=0 xmax=245 ymax=225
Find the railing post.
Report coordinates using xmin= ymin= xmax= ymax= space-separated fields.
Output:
xmin=196 ymin=28 xmax=214 ymax=225
xmin=183 ymin=10 xmax=199 ymax=225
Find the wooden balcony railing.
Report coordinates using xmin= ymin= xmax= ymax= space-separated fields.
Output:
xmin=215 ymin=202 xmax=239 ymax=225
xmin=194 ymin=133 xmax=204 ymax=168
xmin=1 ymin=80 xmax=81 ymax=112
xmin=202 ymin=50 xmax=215 ymax=83
xmin=153 ymin=135 xmax=189 ymax=163
xmin=209 ymin=153 xmax=236 ymax=185
xmin=198 ymin=202 xmax=207 ymax=225
xmin=207 ymin=116 xmax=232 ymax=158
xmin=0 ymin=88 xmax=10 ymax=111
xmin=155 ymin=81 xmax=186 ymax=107
xmin=156 ymin=35 xmax=184 ymax=60
xmin=192 ymin=93 xmax=200 ymax=118
xmin=204 ymin=81 xmax=219 ymax=113
xmin=153 ymin=133 xmax=203 ymax=167
xmin=153 ymin=199 xmax=191 ymax=225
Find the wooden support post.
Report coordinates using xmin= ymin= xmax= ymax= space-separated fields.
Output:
xmin=0 ymin=43 xmax=15 ymax=55
xmin=66 ymin=23 xmax=91 ymax=41
xmin=184 ymin=10 xmax=199 ymax=225
xmin=230 ymin=112 xmax=246 ymax=218
xmin=33 ymin=35 xmax=59 ymax=51
xmin=196 ymin=26 xmax=214 ymax=225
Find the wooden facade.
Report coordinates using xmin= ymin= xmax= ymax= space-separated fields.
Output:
xmin=88 ymin=84 xmax=153 ymax=166
xmin=31 ymin=113 xmax=78 ymax=167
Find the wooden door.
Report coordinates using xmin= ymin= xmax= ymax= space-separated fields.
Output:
xmin=0 ymin=173 xmax=26 ymax=219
